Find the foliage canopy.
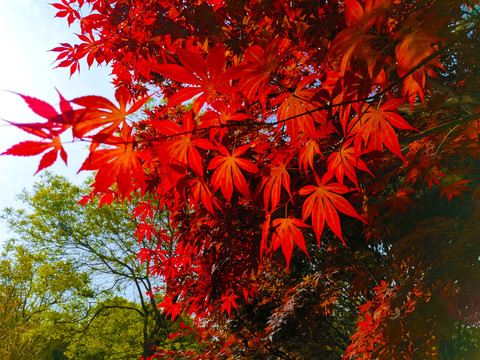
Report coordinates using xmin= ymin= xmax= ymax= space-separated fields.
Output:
xmin=3 ymin=0 xmax=480 ymax=358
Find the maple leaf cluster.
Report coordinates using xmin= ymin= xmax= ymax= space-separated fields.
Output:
xmin=4 ymin=0 xmax=480 ymax=358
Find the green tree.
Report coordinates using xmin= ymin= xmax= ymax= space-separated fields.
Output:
xmin=1 ymin=173 xmax=197 ymax=359
xmin=0 ymin=243 xmax=92 ymax=359
xmin=60 ymin=297 xmax=148 ymax=360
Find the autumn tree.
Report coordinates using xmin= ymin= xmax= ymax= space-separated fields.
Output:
xmin=3 ymin=0 xmax=480 ymax=358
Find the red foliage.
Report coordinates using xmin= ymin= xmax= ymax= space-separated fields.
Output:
xmin=4 ymin=0 xmax=480 ymax=358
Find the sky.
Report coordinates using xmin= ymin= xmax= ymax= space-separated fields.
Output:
xmin=0 ymin=0 xmax=115 ymax=242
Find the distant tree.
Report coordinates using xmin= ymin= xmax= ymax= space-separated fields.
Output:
xmin=1 ymin=173 xmax=197 ymax=359
xmin=0 ymin=243 xmax=92 ymax=359
xmin=0 ymin=289 xmax=26 ymax=360
xmin=61 ymin=297 xmax=151 ymax=360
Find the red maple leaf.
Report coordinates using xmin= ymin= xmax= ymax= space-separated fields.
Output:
xmin=153 ymin=112 xmax=214 ymax=178
xmin=272 ymin=217 xmax=310 ymax=268
xmin=396 ymin=29 xmax=443 ymax=105
xmin=159 ymin=295 xmax=183 ymax=321
xmin=2 ymin=137 xmax=67 ymax=174
xmin=299 ymin=139 xmax=322 ymax=173
xmin=154 ymin=44 xmax=239 ymax=114
xmin=7 ymin=91 xmax=76 ymax=138
xmin=72 ymin=87 xmax=150 ymax=137
xmin=79 ymin=125 xmax=145 ymax=197
xmin=237 ymin=38 xmax=284 ymax=106
xmin=2 ymin=92 xmax=77 ymax=173
xmin=220 ymin=292 xmax=239 ymax=316
xmin=440 ymin=179 xmax=472 ymax=202
xmin=349 ymin=99 xmax=416 ymax=158
xmin=186 ymin=177 xmax=218 ymax=215
xmin=273 ymin=75 xmax=322 ymax=141
xmin=385 ymin=188 xmax=414 ymax=214
xmin=207 ymin=143 xmax=259 ymax=202
xmin=260 ymin=154 xmax=292 ymax=210
xmin=299 ymin=173 xmax=363 ymax=245
xmin=327 ymin=139 xmax=373 ymax=186
xmin=52 ymin=0 xmax=80 ymax=25
xmin=330 ymin=0 xmax=390 ymax=75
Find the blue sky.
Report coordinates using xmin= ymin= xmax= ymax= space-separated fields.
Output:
xmin=0 ymin=0 xmax=115 ymax=241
